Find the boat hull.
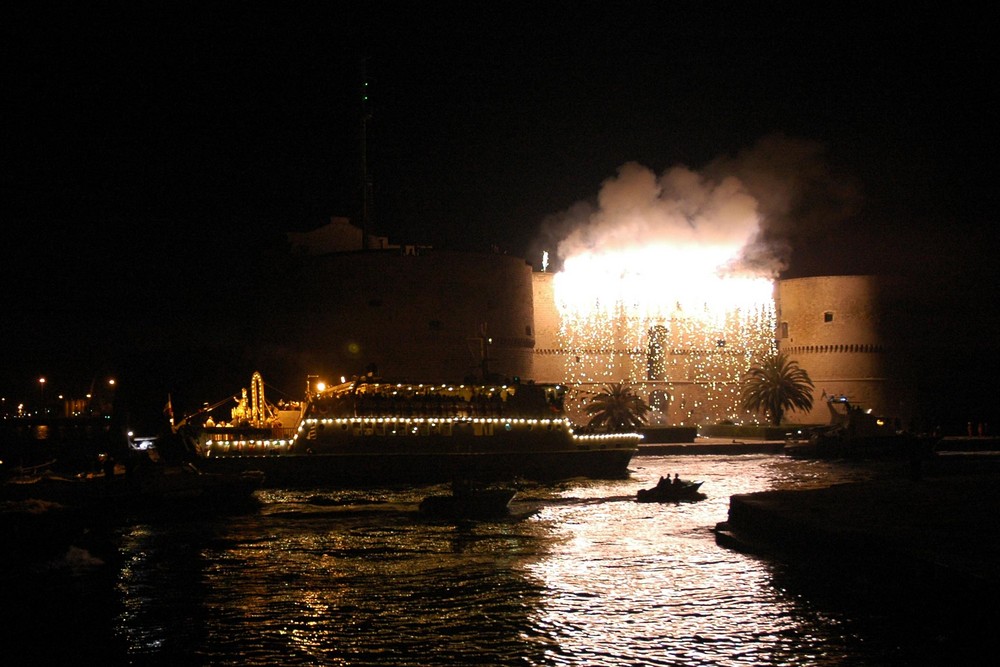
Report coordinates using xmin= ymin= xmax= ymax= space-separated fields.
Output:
xmin=2 ymin=467 xmax=264 ymax=516
xmin=419 ymin=487 xmax=517 ymax=520
xmin=192 ymin=447 xmax=636 ymax=487
xmin=636 ymin=480 xmax=705 ymax=503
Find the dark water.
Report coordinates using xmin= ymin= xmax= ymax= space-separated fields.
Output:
xmin=3 ymin=455 xmax=977 ymax=665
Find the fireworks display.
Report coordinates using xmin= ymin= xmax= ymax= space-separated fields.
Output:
xmin=547 ymin=163 xmax=779 ymax=426
xmin=553 ymin=250 xmax=775 ymax=425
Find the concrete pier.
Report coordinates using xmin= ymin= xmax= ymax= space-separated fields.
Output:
xmin=711 ymin=466 xmax=1000 ymax=660
xmin=636 ymin=436 xmax=786 ymax=456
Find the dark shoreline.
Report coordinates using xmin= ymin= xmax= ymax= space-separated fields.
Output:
xmin=684 ymin=436 xmax=1000 ymax=660
xmin=648 ymin=437 xmax=1000 ymax=600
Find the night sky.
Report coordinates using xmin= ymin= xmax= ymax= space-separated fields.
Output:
xmin=4 ymin=4 xmax=997 ymax=421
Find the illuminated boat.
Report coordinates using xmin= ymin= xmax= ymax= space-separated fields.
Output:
xmin=782 ymin=396 xmax=922 ymax=459
xmin=171 ymin=373 xmax=643 ymax=487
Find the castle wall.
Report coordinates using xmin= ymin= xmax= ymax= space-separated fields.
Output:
xmin=532 ymin=270 xmax=776 ymax=427
xmin=776 ymin=275 xmax=917 ymax=427
xmin=256 ymin=250 xmax=535 ymax=390
xmin=531 ymin=272 xmax=565 ymax=383
xmin=256 ymin=239 xmax=934 ymax=432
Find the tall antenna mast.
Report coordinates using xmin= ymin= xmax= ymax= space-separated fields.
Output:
xmin=360 ymin=58 xmax=373 ymax=249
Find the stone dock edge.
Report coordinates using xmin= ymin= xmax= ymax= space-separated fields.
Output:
xmin=712 ymin=472 xmax=1000 ymax=595
xmin=640 ymin=437 xmax=1000 ymax=594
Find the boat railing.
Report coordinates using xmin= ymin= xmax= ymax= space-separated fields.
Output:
xmin=203 ymin=425 xmax=298 ymax=442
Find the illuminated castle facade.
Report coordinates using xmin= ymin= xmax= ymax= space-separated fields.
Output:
xmin=262 ymin=220 xmax=968 ymax=430
xmin=530 ymin=272 xmax=923 ymax=428
xmin=530 ymin=271 xmax=777 ymax=426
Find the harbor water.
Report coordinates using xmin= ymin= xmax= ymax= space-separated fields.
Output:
xmin=3 ymin=454 xmax=973 ymax=665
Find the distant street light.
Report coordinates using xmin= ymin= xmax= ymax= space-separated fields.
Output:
xmin=39 ymin=377 xmax=46 ymax=415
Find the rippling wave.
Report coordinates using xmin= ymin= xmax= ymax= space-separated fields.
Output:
xmin=4 ymin=455 xmax=927 ymax=665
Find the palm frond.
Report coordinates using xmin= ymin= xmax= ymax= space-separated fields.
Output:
xmin=740 ymin=352 xmax=815 ymax=425
xmin=583 ymin=382 xmax=651 ymax=432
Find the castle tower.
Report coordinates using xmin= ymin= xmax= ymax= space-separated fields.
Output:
xmin=254 ymin=230 xmax=536 ymax=390
xmin=776 ymin=275 xmax=918 ymax=427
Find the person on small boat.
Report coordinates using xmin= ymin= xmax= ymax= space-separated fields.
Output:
xmin=673 ymin=473 xmax=680 ymax=485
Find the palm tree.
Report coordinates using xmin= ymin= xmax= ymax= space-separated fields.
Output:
xmin=740 ymin=351 xmax=815 ymax=425
xmin=584 ymin=381 xmax=651 ymax=432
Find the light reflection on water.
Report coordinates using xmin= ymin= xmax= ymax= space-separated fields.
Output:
xmin=516 ymin=455 xmax=878 ymax=667
xmin=8 ymin=454 xmax=924 ymax=665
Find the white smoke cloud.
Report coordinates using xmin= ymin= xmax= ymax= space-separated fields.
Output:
xmin=550 ymin=160 xmax=764 ymax=277
xmin=535 ymin=134 xmax=860 ymax=278
xmin=705 ymin=133 xmax=862 ymax=277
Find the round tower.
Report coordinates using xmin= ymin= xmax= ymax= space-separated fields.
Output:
xmin=776 ymin=275 xmax=917 ymax=427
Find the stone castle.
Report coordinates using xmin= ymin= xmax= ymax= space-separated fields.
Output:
xmin=251 ymin=219 xmax=982 ymax=433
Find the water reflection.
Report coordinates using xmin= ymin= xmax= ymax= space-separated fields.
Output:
xmin=517 ymin=459 xmax=878 ymax=667
xmin=7 ymin=454 xmax=936 ymax=665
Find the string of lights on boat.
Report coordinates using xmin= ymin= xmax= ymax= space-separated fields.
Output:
xmin=200 ymin=416 xmax=642 ymax=454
